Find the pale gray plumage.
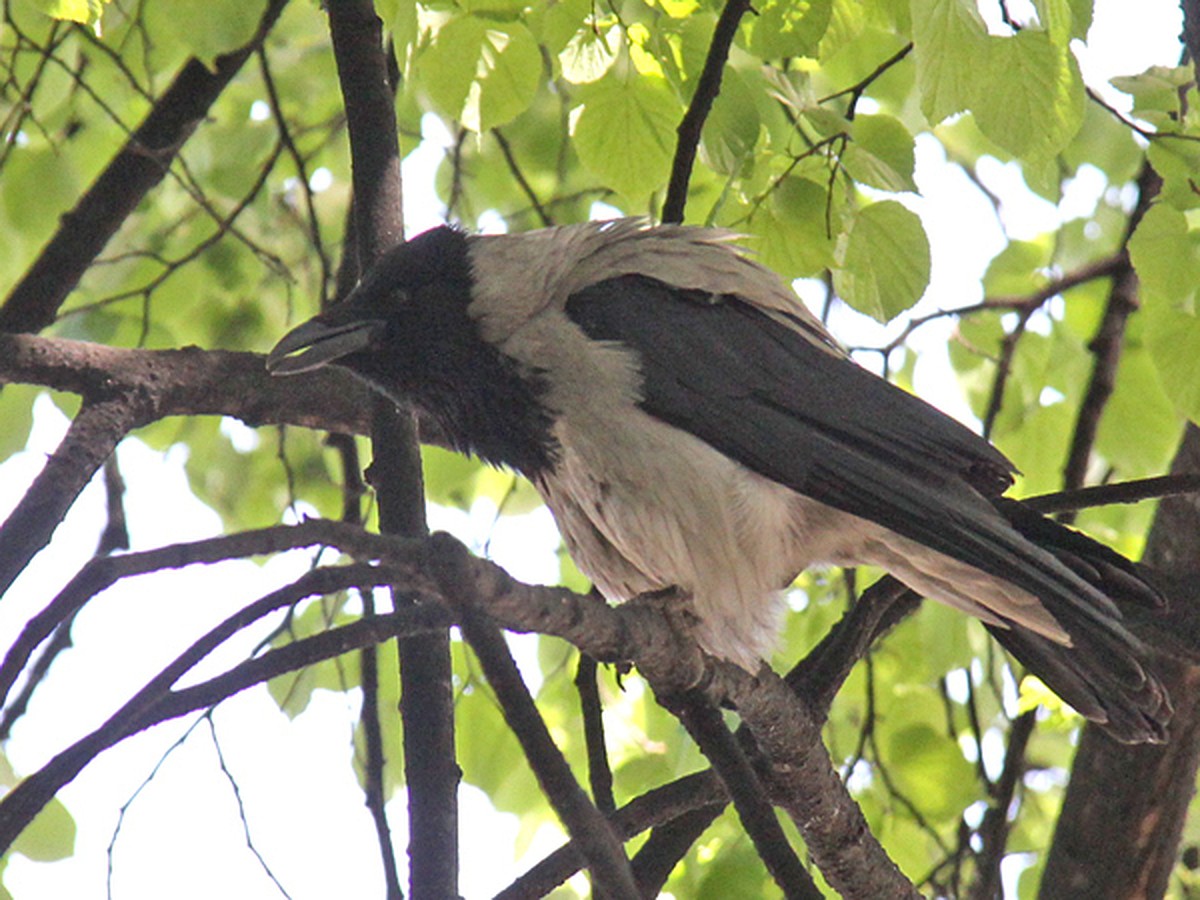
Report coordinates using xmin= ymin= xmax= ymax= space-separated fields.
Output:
xmin=268 ymin=219 xmax=1169 ymax=742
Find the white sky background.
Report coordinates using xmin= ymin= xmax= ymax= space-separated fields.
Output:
xmin=0 ymin=3 xmax=1187 ymax=897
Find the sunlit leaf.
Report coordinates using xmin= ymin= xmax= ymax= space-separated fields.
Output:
xmin=974 ymin=30 xmax=1084 ymax=160
xmin=573 ymin=73 xmax=678 ymax=199
xmin=912 ymin=0 xmax=987 ymax=123
xmin=12 ymin=797 xmax=75 ymax=862
xmin=833 ymin=200 xmax=930 ymax=321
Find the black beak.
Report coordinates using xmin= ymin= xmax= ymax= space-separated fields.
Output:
xmin=266 ymin=316 xmax=386 ymax=375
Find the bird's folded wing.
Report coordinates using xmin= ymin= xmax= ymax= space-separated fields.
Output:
xmin=563 ymin=273 xmax=1118 ymax=624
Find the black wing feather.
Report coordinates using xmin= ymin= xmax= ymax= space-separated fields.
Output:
xmin=565 ymin=274 xmax=1168 ymax=741
xmin=565 ymin=275 xmax=1109 ymax=617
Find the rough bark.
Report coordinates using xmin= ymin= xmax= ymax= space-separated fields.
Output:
xmin=1040 ymin=425 xmax=1200 ymax=899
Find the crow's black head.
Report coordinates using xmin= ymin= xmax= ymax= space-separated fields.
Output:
xmin=267 ymin=226 xmax=557 ymax=475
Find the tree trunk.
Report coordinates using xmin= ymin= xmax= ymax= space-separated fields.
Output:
xmin=1040 ymin=425 xmax=1200 ymax=899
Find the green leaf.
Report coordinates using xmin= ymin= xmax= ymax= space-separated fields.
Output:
xmin=833 ymin=200 xmax=930 ymax=321
xmin=912 ymin=0 xmax=988 ymax=123
xmin=1032 ymin=0 xmax=1073 ymax=43
xmin=559 ymin=24 xmax=619 ymax=84
xmin=573 ymin=74 xmax=678 ymax=199
xmin=1095 ymin=339 xmax=1183 ymax=476
xmin=843 ymin=114 xmax=916 ymax=193
xmin=974 ymin=30 xmax=1084 ymax=160
xmin=29 ymin=0 xmax=105 ymax=24
xmin=0 ymin=385 xmax=39 ymax=461
xmin=746 ymin=0 xmax=833 ymax=60
xmin=1 ymin=145 xmax=81 ymax=254
xmin=146 ymin=0 xmax=267 ymax=70
xmin=749 ymin=176 xmax=839 ymax=279
xmin=419 ymin=17 xmax=541 ymax=131
xmin=1110 ymin=65 xmax=1194 ymax=114
xmin=982 ymin=239 xmax=1052 ymax=296
xmin=1143 ymin=304 xmax=1200 ymax=422
xmin=699 ymin=67 xmax=761 ymax=175
xmin=474 ymin=23 xmax=542 ymax=131
xmin=885 ymin=723 xmax=976 ymax=821
xmin=1129 ymin=203 xmax=1200 ymax=312
xmin=12 ymin=797 xmax=75 ymax=862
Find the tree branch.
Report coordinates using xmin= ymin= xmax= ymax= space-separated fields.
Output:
xmin=0 ymin=563 xmax=441 ymax=855
xmin=0 ymin=0 xmax=290 ymax=334
xmin=455 ymin=607 xmax=638 ymax=897
xmin=0 ymin=397 xmax=138 ymax=599
xmin=326 ymin=5 xmax=459 ymax=897
xmin=0 ymin=334 xmax=376 ymax=435
xmin=1041 ymin=425 xmax=1200 ymax=898
xmin=575 ymin=653 xmax=616 ymax=814
xmin=1060 ymin=164 xmax=1161 ymax=515
xmin=661 ymin=0 xmax=753 ymax=224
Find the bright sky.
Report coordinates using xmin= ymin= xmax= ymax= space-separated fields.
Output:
xmin=0 ymin=2 xmax=1186 ymax=897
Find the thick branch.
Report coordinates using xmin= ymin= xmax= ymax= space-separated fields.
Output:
xmin=0 ymin=0 xmax=290 ymax=334
xmin=326 ymin=5 xmax=458 ymax=898
xmin=3 ymin=521 xmax=919 ymax=895
xmin=0 ymin=334 xmax=375 ymax=435
xmin=1040 ymin=425 xmax=1200 ymax=898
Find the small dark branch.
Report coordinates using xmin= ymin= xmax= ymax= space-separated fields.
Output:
xmin=358 ymin=592 xmax=404 ymax=900
xmin=98 ymin=455 xmax=130 ymax=554
xmin=455 ymin=609 xmax=638 ymax=898
xmin=787 ymin=576 xmax=917 ymax=717
xmin=325 ymin=432 xmax=368 ymax=523
xmin=446 ymin=127 xmax=469 ymax=222
xmin=1085 ymin=86 xmax=1200 ymax=144
xmin=661 ymin=0 xmax=753 ymax=224
xmin=819 ymin=43 xmax=913 ymax=117
xmin=0 ymin=451 xmax=129 ymax=737
xmin=968 ymin=710 xmax=1035 ymax=900
xmin=330 ymin=372 xmax=399 ymax=895
xmin=0 ymin=397 xmax=139 ymax=600
xmin=206 ymin=715 xmax=294 ymax=898
xmin=328 ymin=0 xmax=404 ymax=260
xmin=865 ymin=253 xmax=1128 ymax=358
xmin=328 ymin=3 xmax=458 ymax=895
xmin=257 ymin=47 xmax=335 ymax=308
xmin=498 ymin=771 xmax=726 ymax=899
xmin=869 ymin=729 xmax=955 ymax=858
xmin=68 ymin=137 xmax=288 ymax=332
xmin=981 ymin=307 xmax=1034 ymax=441
xmin=660 ymin=688 xmax=821 ymax=900
xmin=493 ymin=129 xmax=553 ymax=228
xmin=630 ymin=804 xmax=724 ymax=896
xmin=575 ymin=652 xmax=616 ymax=814
xmin=1060 ymin=165 xmax=1160 ymax=517
xmin=0 ymin=566 xmax=444 ymax=855
xmin=724 ymin=665 xmax=923 ymax=899
xmin=0 ymin=619 xmax=74 ymax=741
xmin=1022 ymin=474 xmax=1200 ymax=514
xmin=0 ymin=334 xmax=379 ymax=438
xmin=0 ymin=0 xmax=290 ymax=334
xmin=0 ymin=520 xmax=419 ymax=714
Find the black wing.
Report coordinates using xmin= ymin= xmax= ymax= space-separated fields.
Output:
xmin=565 ymin=274 xmax=1168 ymax=741
xmin=565 ymin=274 xmax=1081 ymax=605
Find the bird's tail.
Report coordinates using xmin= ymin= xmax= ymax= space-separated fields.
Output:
xmin=990 ymin=499 xmax=1171 ymax=743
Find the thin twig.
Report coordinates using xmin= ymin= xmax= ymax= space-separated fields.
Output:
xmin=575 ymin=652 xmax=616 ymax=814
xmin=661 ymin=0 xmax=754 ymax=224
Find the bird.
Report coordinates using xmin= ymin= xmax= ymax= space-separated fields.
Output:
xmin=267 ymin=218 xmax=1169 ymax=743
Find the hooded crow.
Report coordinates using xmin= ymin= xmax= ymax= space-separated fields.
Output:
xmin=268 ymin=219 xmax=1169 ymax=743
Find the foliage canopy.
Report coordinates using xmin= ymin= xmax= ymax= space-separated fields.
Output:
xmin=1 ymin=0 xmax=1199 ymax=897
